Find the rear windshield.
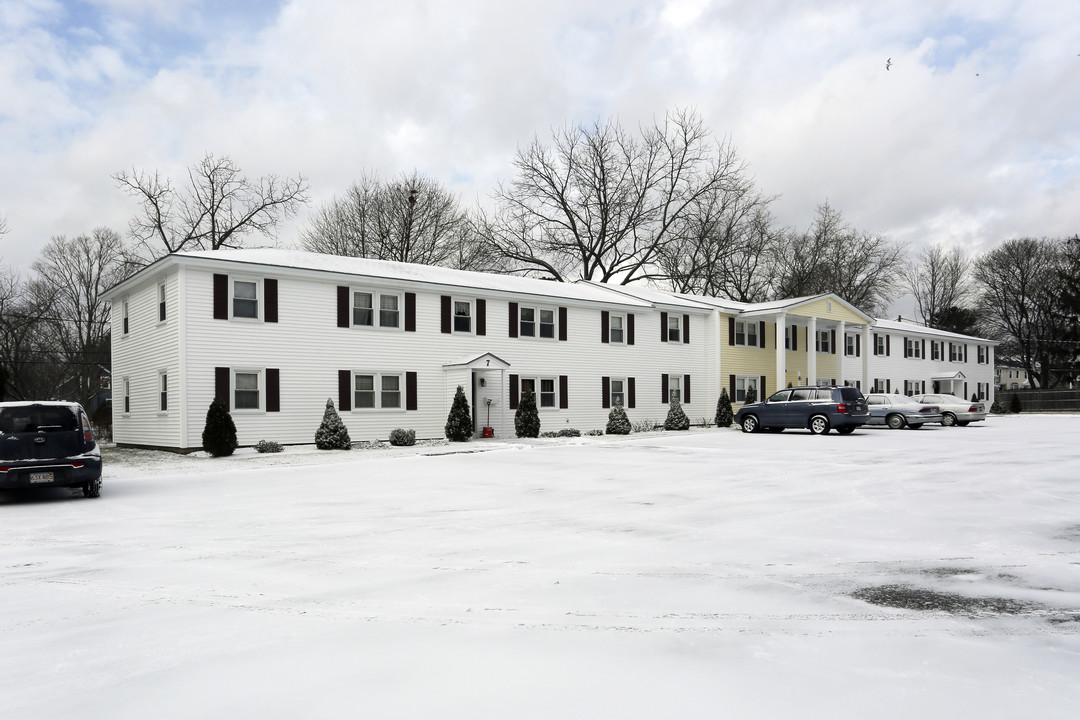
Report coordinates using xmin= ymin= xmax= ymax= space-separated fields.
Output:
xmin=838 ymin=387 xmax=864 ymax=402
xmin=0 ymin=405 xmax=79 ymax=433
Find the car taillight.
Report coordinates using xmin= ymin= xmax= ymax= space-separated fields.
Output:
xmin=0 ymin=466 xmax=9 ymax=473
xmin=920 ymin=407 xmax=935 ymax=413
xmin=71 ymin=463 xmax=84 ymax=468
xmin=836 ymin=403 xmax=848 ymax=413
xmin=968 ymin=406 xmax=978 ymax=412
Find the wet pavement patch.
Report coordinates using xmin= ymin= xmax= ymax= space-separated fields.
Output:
xmin=850 ymin=584 xmax=1041 ymax=616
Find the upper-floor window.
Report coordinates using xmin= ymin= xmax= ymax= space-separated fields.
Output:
xmin=735 ymin=321 xmax=757 ymax=347
xmin=381 ymin=295 xmax=400 ymax=328
xmin=122 ymin=299 xmax=130 ymax=335
xmin=817 ymin=330 xmax=831 ymax=353
xmin=610 ymin=314 xmax=625 ymax=343
xmin=158 ymin=282 xmax=167 ymax=322
xmin=906 ymin=338 xmax=921 ymax=358
xmin=949 ymin=343 xmax=966 ymax=362
xmin=454 ymin=300 xmax=472 ymax=333
xmin=351 ymin=290 xmax=401 ymax=329
xmin=668 ymin=315 xmax=681 ymax=343
xmin=520 ymin=307 xmax=556 ymax=339
xmin=233 ymin=280 xmax=259 ymax=319
xmin=845 ymin=333 xmax=857 ymax=356
xmin=875 ymin=334 xmax=887 ymax=355
xmin=353 ymin=291 xmax=373 ymax=326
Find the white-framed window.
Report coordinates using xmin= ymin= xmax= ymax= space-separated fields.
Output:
xmin=845 ymin=334 xmax=856 ymax=356
xmin=122 ymin=299 xmax=130 ymax=335
xmin=453 ymin=299 xmax=472 ymax=333
xmin=232 ymin=279 xmax=259 ymax=319
xmin=519 ymin=377 xmax=557 ymax=409
xmin=158 ymin=372 xmax=168 ymax=413
xmin=519 ymin=306 xmax=556 ymax=339
xmin=351 ymin=289 xmax=402 ymax=329
xmin=353 ymin=291 xmax=374 ymax=326
xmin=949 ymin=343 xmax=965 ymax=362
xmin=670 ymin=373 xmax=684 ymax=404
xmin=234 ymin=370 xmax=262 ymax=411
xmin=734 ymin=375 xmax=758 ymax=404
xmin=381 ymin=294 xmax=401 ymax=328
xmin=122 ymin=377 xmax=130 ymax=415
xmin=668 ymin=315 xmax=681 ymax=343
xmin=875 ymin=335 xmax=887 ymax=355
xmin=610 ymin=378 xmax=626 ymax=407
xmin=158 ymin=282 xmax=167 ymax=323
xmin=815 ymin=377 xmax=831 ymax=387
xmin=872 ymin=378 xmax=887 ymax=393
xmin=735 ymin=320 xmax=757 ymax=347
xmin=353 ymin=372 xmax=404 ymax=410
xmin=609 ymin=314 xmax=625 ymax=343
xmin=784 ymin=325 xmax=791 ymax=350
xmin=817 ymin=330 xmax=831 ymax=353
xmin=906 ymin=338 xmax=921 ymax=358
xmin=905 ymin=379 xmax=923 ymax=395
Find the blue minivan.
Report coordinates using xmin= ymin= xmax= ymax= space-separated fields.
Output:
xmin=734 ymin=386 xmax=870 ymax=435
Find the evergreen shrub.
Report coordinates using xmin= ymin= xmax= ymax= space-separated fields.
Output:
xmin=714 ymin=388 xmax=734 ymax=427
xmin=606 ymin=400 xmax=632 ymax=435
xmin=202 ymin=397 xmax=238 ymax=457
xmin=255 ymin=439 xmax=283 ymax=454
xmin=389 ymin=428 xmax=416 ymax=446
xmin=315 ymin=398 xmax=352 ymax=449
xmin=1009 ymin=393 xmax=1023 ymax=413
xmin=663 ymin=396 xmax=690 ymax=431
xmin=445 ymin=385 xmax=473 ymax=441
xmin=990 ymin=397 xmax=1006 ymax=414
xmin=515 ymin=389 xmax=541 ymax=438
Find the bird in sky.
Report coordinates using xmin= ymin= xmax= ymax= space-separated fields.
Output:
xmin=886 ymin=57 xmax=893 ymax=70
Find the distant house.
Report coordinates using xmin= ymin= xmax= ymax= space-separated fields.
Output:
xmin=105 ymin=249 xmax=998 ymax=451
xmin=996 ymin=364 xmax=1032 ymax=391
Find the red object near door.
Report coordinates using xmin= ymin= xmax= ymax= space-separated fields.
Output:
xmin=482 ymin=427 xmax=494 ymax=438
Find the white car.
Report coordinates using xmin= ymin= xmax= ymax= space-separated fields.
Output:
xmin=910 ymin=394 xmax=987 ymax=427
xmin=864 ymin=393 xmax=943 ymax=429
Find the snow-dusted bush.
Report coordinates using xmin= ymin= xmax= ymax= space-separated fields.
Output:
xmin=990 ymin=397 xmax=1006 ymax=414
xmin=255 ymin=439 xmax=283 ymax=454
xmin=541 ymin=428 xmax=581 ymax=438
xmin=445 ymin=385 xmax=473 ymax=441
xmin=389 ymin=428 xmax=416 ymax=446
xmin=514 ymin=390 xmax=540 ymax=438
xmin=584 ymin=429 xmax=603 ymax=436
xmin=202 ymin=398 xmax=238 ymax=457
xmin=714 ymin=387 xmax=734 ymax=427
xmin=605 ymin=401 xmax=632 ymax=435
xmin=315 ymin=398 xmax=351 ymax=450
xmin=663 ymin=396 xmax=690 ymax=431
xmin=631 ymin=418 xmax=655 ymax=433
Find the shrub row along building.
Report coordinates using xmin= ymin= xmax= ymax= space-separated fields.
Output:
xmin=106 ymin=249 xmax=998 ymax=450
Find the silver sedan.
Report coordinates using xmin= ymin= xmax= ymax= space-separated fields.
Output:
xmin=864 ymin=393 xmax=943 ymax=429
xmin=910 ymin=394 xmax=988 ymax=427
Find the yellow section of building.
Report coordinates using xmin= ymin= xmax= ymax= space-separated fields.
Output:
xmin=788 ymin=296 xmax=867 ymax=324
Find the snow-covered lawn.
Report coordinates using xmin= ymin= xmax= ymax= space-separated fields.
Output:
xmin=3 ymin=416 xmax=1079 ymax=719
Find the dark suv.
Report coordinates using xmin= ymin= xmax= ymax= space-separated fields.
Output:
xmin=0 ymin=402 xmax=102 ymax=497
xmin=734 ymin=386 xmax=870 ymax=435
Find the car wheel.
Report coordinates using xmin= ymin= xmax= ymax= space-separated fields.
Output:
xmin=956 ymin=420 xmax=970 ymax=427
xmin=836 ymin=426 xmax=855 ymax=435
xmin=82 ymin=477 xmax=101 ymax=498
xmin=942 ymin=412 xmax=957 ymax=427
xmin=740 ymin=415 xmax=759 ymax=433
xmin=886 ymin=414 xmax=905 ymax=430
xmin=908 ymin=423 xmax=923 ymax=430
xmin=809 ymin=415 xmax=829 ymax=435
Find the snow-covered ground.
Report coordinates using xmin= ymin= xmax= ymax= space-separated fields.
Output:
xmin=3 ymin=416 xmax=1079 ymax=719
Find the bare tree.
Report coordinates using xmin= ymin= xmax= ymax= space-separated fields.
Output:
xmin=30 ymin=229 xmax=128 ymax=408
xmin=0 ymin=260 xmax=60 ymax=401
xmin=114 ymin=152 xmax=310 ymax=263
xmin=905 ymin=243 xmax=972 ymax=328
xmin=301 ymin=171 xmax=489 ymax=270
xmin=973 ymin=237 xmax=1071 ymax=388
xmin=477 ymin=109 xmax=754 ymax=283
xmin=772 ymin=202 xmax=906 ymax=316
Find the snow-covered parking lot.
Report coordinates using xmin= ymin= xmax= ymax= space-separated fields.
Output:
xmin=3 ymin=415 xmax=1080 ymax=719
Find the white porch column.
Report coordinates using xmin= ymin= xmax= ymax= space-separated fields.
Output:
xmin=862 ymin=324 xmax=872 ymax=390
xmin=776 ymin=311 xmax=787 ymax=390
xmin=838 ymin=320 xmax=847 ymax=383
xmin=807 ymin=316 xmax=818 ymax=386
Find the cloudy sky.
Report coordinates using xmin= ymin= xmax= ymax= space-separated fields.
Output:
xmin=2 ymin=0 xmax=1078 ymax=291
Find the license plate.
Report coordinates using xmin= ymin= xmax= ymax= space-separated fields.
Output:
xmin=29 ymin=471 xmax=54 ymax=484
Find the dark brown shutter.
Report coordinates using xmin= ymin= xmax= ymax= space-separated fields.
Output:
xmin=886 ymin=335 xmax=891 ymax=356
xmin=760 ymin=375 xmax=767 ymax=397
xmin=792 ymin=325 xmax=798 ymax=351
xmin=509 ymin=302 xmax=518 ymax=337
xmin=509 ymin=374 xmax=519 ymax=409
xmin=213 ymin=274 xmax=228 ymax=319
xmin=627 ymin=314 xmax=635 ymax=345
xmin=886 ymin=379 xmax=891 ymax=393
xmin=728 ymin=317 xmax=735 ymax=345
xmin=601 ymin=311 xmax=610 ymax=343
xmin=831 ymin=378 xmax=836 ymax=387
xmin=661 ymin=374 xmax=669 ymax=404
xmin=337 ymin=286 xmax=350 ymax=328
xmin=266 ymin=368 xmax=280 ymax=412
xmin=559 ymin=375 xmax=568 ymax=409
xmin=964 ymin=345 xmax=968 ymax=362
xmin=856 ymin=380 xmax=861 ymax=390
xmin=904 ymin=337 xmax=909 ymax=358
xmin=476 ymin=298 xmax=486 ymax=336
xmin=441 ymin=295 xmax=451 ymax=333
xmin=830 ymin=329 xmax=836 ymax=354
xmin=628 ymin=377 xmax=636 ymax=408
xmin=405 ymin=293 xmax=416 ymax=332
xmin=406 ymin=371 xmax=417 ymax=411
xmin=661 ymin=312 xmax=668 ymax=342
xmin=759 ymin=321 xmax=766 ymax=348
xmin=559 ymin=307 xmax=567 ymax=341
xmin=921 ymin=339 xmax=925 ymax=360
xmin=215 ymin=367 xmax=229 ymax=404
xmin=856 ymin=334 xmax=861 ymax=356
xmin=264 ymin=279 xmax=278 ymax=323
xmin=338 ymin=370 xmax=352 ymax=412
xmin=683 ymin=314 xmax=691 ymax=344
xmin=602 ymin=376 xmax=610 ymax=408
xmin=729 ymin=375 xmax=736 ymax=400
xmin=805 ymin=327 xmax=809 ymax=352
xmin=684 ymin=375 xmax=691 ymax=404
xmin=873 ymin=333 xmax=879 ymax=355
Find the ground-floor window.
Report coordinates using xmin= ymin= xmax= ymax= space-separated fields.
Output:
xmin=520 ymin=377 xmax=557 ymax=408
xmin=159 ymin=372 xmax=168 ymax=413
xmin=734 ymin=375 xmax=758 ymax=403
xmin=904 ymin=379 xmax=924 ymax=395
xmin=354 ymin=372 xmax=403 ymax=410
xmin=611 ymin=378 xmax=626 ymax=407
xmin=234 ymin=371 xmax=261 ymax=410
